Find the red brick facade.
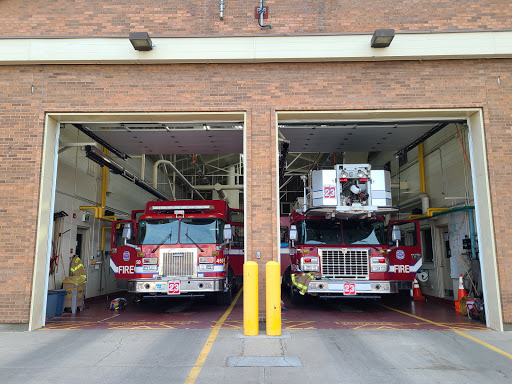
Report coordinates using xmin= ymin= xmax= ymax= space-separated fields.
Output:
xmin=0 ymin=0 xmax=511 ymax=36
xmin=0 ymin=1 xmax=511 ymax=325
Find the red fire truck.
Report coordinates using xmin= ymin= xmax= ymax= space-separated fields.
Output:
xmin=284 ymin=164 xmax=422 ymax=302
xmin=110 ymin=200 xmax=241 ymax=304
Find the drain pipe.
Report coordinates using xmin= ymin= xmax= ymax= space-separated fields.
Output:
xmin=153 ymin=159 xmax=205 ymax=200
xmin=220 ymin=0 xmax=225 ymax=20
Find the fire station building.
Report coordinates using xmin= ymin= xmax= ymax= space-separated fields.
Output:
xmin=0 ymin=0 xmax=511 ymax=333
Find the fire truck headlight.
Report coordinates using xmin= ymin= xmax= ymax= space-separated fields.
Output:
xmin=198 ymin=264 xmax=214 ymax=271
xmin=371 ymin=257 xmax=389 ymax=272
xmin=136 ymin=282 xmax=146 ymax=290
xmin=301 ymin=256 xmax=319 ymax=272
xmin=199 ymin=257 xmax=214 ymax=264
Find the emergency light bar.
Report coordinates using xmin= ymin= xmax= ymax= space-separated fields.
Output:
xmin=149 ymin=205 xmax=214 ymax=211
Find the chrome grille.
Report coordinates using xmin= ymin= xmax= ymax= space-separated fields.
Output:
xmin=161 ymin=250 xmax=196 ymax=277
xmin=320 ymin=248 xmax=369 ymax=279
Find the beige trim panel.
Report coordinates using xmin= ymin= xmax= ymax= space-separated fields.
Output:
xmin=1 ymin=32 xmax=512 ymax=65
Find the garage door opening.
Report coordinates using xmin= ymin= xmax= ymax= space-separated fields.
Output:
xmin=276 ymin=109 xmax=501 ymax=331
xmin=31 ymin=112 xmax=245 ymax=330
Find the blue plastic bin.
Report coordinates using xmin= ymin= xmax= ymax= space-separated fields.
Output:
xmin=46 ymin=291 xmax=58 ymax=318
xmin=52 ymin=289 xmax=66 ymax=316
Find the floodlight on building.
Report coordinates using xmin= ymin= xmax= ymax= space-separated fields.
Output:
xmin=371 ymin=29 xmax=395 ymax=48
xmin=129 ymin=32 xmax=153 ymax=51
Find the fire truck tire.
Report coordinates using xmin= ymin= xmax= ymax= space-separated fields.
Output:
xmin=283 ymin=268 xmax=291 ymax=289
xmin=216 ymin=268 xmax=234 ymax=306
xmin=133 ymin=294 xmax=143 ymax=304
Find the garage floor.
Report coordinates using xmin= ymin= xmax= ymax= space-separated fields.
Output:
xmin=43 ymin=292 xmax=487 ymax=331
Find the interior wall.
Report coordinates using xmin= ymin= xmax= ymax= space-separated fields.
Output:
xmin=52 ymin=126 xmax=175 ymax=298
xmin=371 ymin=123 xmax=474 ymax=212
xmin=371 ymin=123 xmax=475 ymax=299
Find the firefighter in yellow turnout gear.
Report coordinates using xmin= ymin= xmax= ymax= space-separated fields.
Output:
xmin=291 ymin=273 xmax=317 ymax=295
xmin=70 ymin=255 xmax=87 ymax=280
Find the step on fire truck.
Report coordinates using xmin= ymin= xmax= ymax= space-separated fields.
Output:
xmin=110 ymin=200 xmax=242 ymax=305
xmin=285 ymin=164 xmax=422 ymax=302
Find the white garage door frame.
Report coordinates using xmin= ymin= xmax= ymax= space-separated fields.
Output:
xmin=276 ymin=108 xmax=502 ymax=331
xmin=30 ymin=112 xmax=246 ymax=331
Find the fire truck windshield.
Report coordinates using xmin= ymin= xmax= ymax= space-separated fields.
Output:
xmin=137 ymin=219 xmax=179 ymax=245
xmin=297 ymin=220 xmax=342 ymax=245
xmin=179 ymin=218 xmax=224 ymax=244
xmin=342 ymin=219 xmax=386 ymax=245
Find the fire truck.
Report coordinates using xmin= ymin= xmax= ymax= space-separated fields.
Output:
xmin=109 ymin=200 xmax=241 ymax=304
xmin=285 ymin=164 xmax=422 ymax=302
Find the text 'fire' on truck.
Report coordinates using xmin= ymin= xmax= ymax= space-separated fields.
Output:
xmin=283 ymin=164 xmax=422 ymax=303
xmin=109 ymin=200 xmax=243 ymax=305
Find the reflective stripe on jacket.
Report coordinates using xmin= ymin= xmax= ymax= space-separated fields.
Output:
xmin=291 ymin=273 xmax=315 ymax=295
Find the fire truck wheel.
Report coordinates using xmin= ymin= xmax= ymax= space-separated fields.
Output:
xmin=132 ymin=293 xmax=144 ymax=303
xmin=216 ymin=269 xmax=234 ymax=306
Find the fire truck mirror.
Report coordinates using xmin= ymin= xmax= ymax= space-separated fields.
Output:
xmin=289 ymin=225 xmax=298 ymax=241
xmin=223 ymin=224 xmax=232 ymax=241
xmin=392 ymin=225 xmax=401 ymax=246
xmin=122 ymin=223 xmax=133 ymax=240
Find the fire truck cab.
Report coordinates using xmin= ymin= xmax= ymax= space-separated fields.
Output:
xmin=110 ymin=200 xmax=238 ymax=304
xmin=285 ymin=164 xmax=422 ymax=301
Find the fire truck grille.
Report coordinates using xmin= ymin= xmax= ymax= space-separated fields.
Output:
xmin=320 ymin=249 xmax=369 ymax=279
xmin=161 ymin=250 xmax=196 ymax=277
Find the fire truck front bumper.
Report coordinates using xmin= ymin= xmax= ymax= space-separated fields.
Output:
xmin=306 ymin=279 xmax=398 ymax=296
xmin=128 ymin=277 xmax=224 ymax=295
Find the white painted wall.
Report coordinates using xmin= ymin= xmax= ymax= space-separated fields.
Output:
xmin=50 ymin=126 xmax=175 ymax=298
xmin=371 ymin=123 xmax=475 ymax=298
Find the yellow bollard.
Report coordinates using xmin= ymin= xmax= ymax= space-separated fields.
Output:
xmin=243 ymin=261 xmax=259 ymax=336
xmin=266 ymin=261 xmax=281 ymax=336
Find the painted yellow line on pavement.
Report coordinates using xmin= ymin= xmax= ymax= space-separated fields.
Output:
xmin=381 ymin=304 xmax=512 ymax=360
xmin=451 ymin=329 xmax=512 ymax=360
xmin=379 ymin=304 xmax=452 ymax=328
xmin=185 ymin=288 xmax=243 ymax=384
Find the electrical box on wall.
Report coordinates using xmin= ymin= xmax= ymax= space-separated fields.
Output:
xmin=82 ymin=212 xmax=91 ymax=222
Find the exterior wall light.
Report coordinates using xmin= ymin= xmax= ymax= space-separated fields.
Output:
xmin=371 ymin=29 xmax=395 ymax=48
xmin=129 ymin=32 xmax=153 ymax=51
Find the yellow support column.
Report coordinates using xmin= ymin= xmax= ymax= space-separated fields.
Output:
xmin=266 ymin=261 xmax=281 ymax=336
xmin=243 ymin=261 xmax=259 ymax=336
xmin=418 ymin=143 xmax=426 ymax=194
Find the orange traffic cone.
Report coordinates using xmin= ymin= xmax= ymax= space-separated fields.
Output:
xmin=412 ymin=278 xmax=425 ymax=301
xmin=455 ymin=273 xmax=468 ymax=313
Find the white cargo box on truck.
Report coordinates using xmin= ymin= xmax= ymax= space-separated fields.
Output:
xmin=301 ymin=164 xmax=396 ymax=218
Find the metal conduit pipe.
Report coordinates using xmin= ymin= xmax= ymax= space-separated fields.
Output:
xmin=193 ymin=184 xmax=243 ymax=191
xmin=397 ymin=193 xmax=430 ymax=214
xmin=153 ymin=159 xmax=205 ymax=200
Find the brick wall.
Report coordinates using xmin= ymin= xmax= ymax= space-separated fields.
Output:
xmin=0 ymin=59 xmax=511 ymax=323
xmin=0 ymin=0 xmax=511 ymax=36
